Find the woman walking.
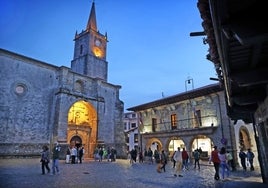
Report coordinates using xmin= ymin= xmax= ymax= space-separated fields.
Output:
xmin=40 ymin=145 xmax=50 ymax=175
xmin=218 ymin=147 xmax=230 ymax=179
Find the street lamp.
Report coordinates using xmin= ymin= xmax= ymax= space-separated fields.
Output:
xmin=185 ymin=77 xmax=194 ymax=128
xmin=185 ymin=77 xmax=194 ymax=92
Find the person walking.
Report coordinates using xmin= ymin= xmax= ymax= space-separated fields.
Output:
xmin=209 ymin=146 xmax=220 ymax=180
xmin=160 ymin=150 xmax=167 ymax=172
xmin=65 ymin=147 xmax=71 ymax=164
xmin=226 ymin=151 xmax=236 ymax=171
xmin=52 ymin=142 xmax=60 ymax=175
xmin=173 ymin=147 xmax=183 ymax=177
xmin=111 ymin=147 xmax=117 ymax=162
xmin=138 ymin=148 xmax=143 ymax=163
xmin=193 ymin=149 xmax=200 ymax=169
xmin=78 ymin=146 xmax=84 ymax=163
xmin=130 ymin=148 xmax=137 ymax=164
xmin=239 ymin=149 xmax=247 ymax=171
xmin=155 ymin=148 xmax=162 ymax=173
xmin=218 ymin=147 xmax=230 ymax=179
xmin=247 ymin=148 xmax=255 ymax=171
xmin=147 ymin=147 xmax=153 ymax=164
xmin=182 ymin=148 xmax=189 ymax=170
xmin=40 ymin=145 xmax=50 ymax=175
xmin=71 ymin=146 xmax=77 ymax=164
xmin=171 ymin=151 xmax=176 ymax=168
xmin=98 ymin=147 xmax=104 ymax=162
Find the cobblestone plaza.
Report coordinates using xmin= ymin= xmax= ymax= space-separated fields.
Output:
xmin=0 ymin=158 xmax=265 ymax=188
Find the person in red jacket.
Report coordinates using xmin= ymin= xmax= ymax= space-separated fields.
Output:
xmin=182 ymin=148 xmax=189 ymax=170
xmin=209 ymin=146 xmax=220 ymax=180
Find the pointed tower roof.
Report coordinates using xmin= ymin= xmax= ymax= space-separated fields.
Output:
xmin=87 ymin=2 xmax=97 ymax=31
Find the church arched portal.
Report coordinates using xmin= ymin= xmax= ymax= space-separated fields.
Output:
xmin=67 ymin=100 xmax=97 ymax=158
xmin=70 ymin=135 xmax=82 ymax=148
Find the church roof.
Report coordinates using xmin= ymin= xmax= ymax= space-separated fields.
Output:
xmin=87 ymin=2 xmax=97 ymax=32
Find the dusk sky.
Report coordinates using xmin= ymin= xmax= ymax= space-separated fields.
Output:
xmin=0 ymin=0 xmax=217 ymax=111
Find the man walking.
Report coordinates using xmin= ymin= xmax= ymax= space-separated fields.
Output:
xmin=173 ymin=147 xmax=183 ymax=177
xmin=209 ymin=146 xmax=220 ymax=180
xmin=239 ymin=149 xmax=247 ymax=171
xmin=52 ymin=142 xmax=61 ymax=175
xmin=247 ymin=148 xmax=255 ymax=171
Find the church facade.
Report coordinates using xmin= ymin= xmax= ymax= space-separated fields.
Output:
xmin=0 ymin=3 xmax=125 ymax=159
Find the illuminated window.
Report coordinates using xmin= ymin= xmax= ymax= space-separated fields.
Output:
xmin=171 ymin=114 xmax=177 ymax=130
xmin=134 ymin=134 xmax=138 ymax=143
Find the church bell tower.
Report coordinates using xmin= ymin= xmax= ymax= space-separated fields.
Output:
xmin=71 ymin=2 xmax=108 ymax=81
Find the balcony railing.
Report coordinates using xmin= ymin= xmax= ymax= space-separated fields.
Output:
xmin=141 ymin=115 xmax=217 ymax=133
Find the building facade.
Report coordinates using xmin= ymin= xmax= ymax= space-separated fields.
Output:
xmin=0 ymin=3 xmax=125 ymax=159
xmin=128 ymin=84 xmax=240 ymax=162
xmin=123 ymin=112 xmax=139 ymax=152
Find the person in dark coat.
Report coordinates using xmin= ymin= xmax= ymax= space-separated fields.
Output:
xmin=40 ymin=145 xmax=50 ymax=175
xmin=239 ymin=149 xmax=247 ymax=171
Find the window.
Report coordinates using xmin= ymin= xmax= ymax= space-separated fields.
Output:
xmin=80 ymin=45 xmax=83 ymax=54
xmin=134 ymin=134 xmax=138 ymax=143
xmin=125 ymin=135 xmax=129 ymax=143
xmin=131 ymin=123 xmax=136 ymax=128
xmin=74 ymin=80 xmax=83 ymax=93
xmin=152 ymin=118 xmax=157 ymax=132
xmin=171 ymin=114 xmax=177 ymax=130
xmin=132 ymin=113 xmax=136 ymax=118
xmin=124 ymin=122 xmax=127 ymax=130
xmin=194 ymin=110 xmax=202 ymax=127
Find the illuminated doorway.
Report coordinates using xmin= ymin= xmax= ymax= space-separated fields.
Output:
xmin=70 ymin=135 xmax=82 ymax=148
xmin=168 ymin=137 xmax=185 ymax=154
xmin=168 ymin=137 xmax=185 ymax=161
xmin=191 ymin=135 xmax=212 ymax=159
xmin=67 ymin=100 xmax=97 ymax=158
xmin=239 ymin=127 xmax=251 ymax=150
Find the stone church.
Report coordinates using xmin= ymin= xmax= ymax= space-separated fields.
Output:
xmin=0 ymin=2 xmax=125 ymax=159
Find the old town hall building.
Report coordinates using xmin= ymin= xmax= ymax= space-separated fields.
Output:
xmin=0 ymin=3 xmax=125 ymax=158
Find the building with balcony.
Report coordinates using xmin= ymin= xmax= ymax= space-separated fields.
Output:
xmin=127 ymin=83 xmax=242 ymax=162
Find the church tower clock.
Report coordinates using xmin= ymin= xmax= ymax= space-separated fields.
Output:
xmin=71 ymin=2 xmax=108 ymax=81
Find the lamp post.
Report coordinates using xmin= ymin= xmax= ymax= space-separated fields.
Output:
xmin=185 ymin=77 xmax=194 ymax=92
xmin=185 ymin=77 xmax=194 ymax=128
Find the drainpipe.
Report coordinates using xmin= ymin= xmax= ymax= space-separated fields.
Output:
xmin=252 ymin=115 xmax=265 ymax=183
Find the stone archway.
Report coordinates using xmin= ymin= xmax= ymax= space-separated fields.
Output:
xmin=190 ymin=135 xmax=212 ymax=159
xmin=167 ymin=137 xmax=185 ymax=154
xmin=67 ymin=100 xmax=97 ymax=158
xmin=145 ymin=138 xmax=163 ymax=152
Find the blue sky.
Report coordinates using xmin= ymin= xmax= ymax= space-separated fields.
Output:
xmin=0 ymin=0 xmax=217 ymax=111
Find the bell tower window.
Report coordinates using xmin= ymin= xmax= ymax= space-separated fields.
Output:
xmin=80 ymin=45 xmax=83 ymax=55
